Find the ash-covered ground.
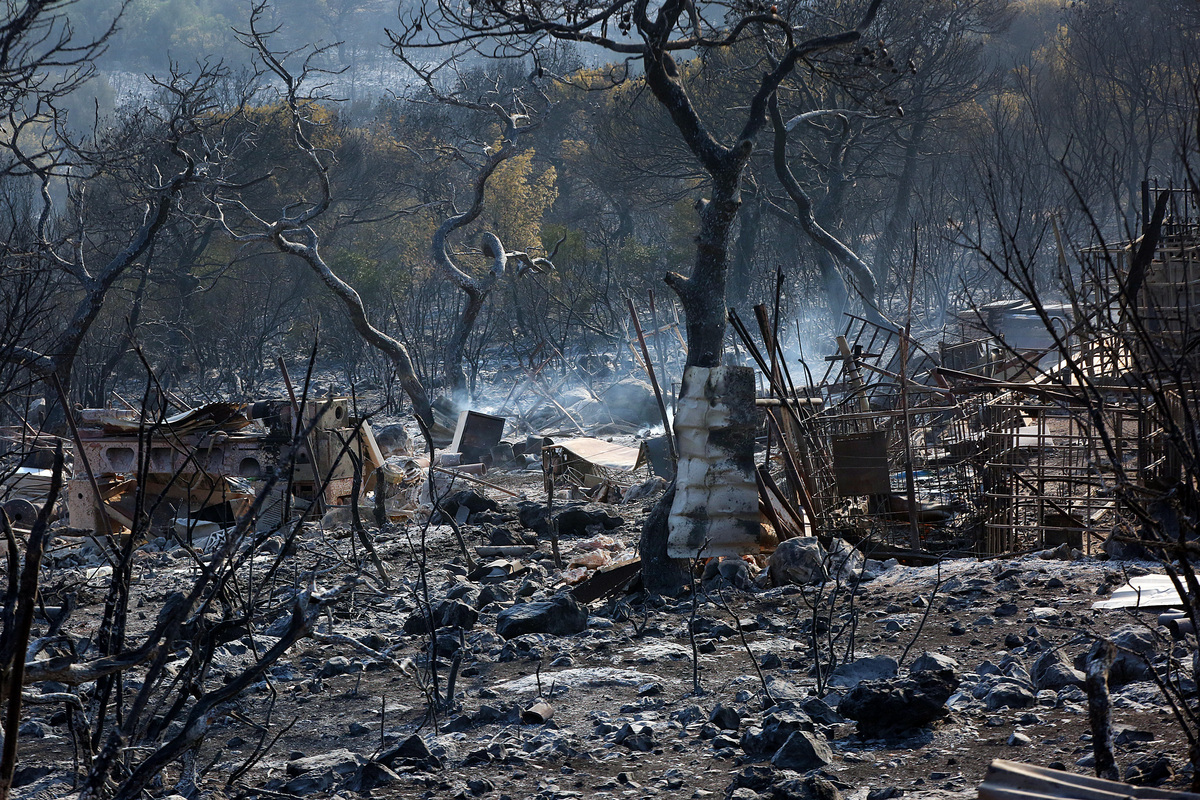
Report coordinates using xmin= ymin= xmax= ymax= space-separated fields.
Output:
xmin=12 ymin=456 xmax=1197 ymax=800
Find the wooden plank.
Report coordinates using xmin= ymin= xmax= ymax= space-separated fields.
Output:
xmin=756 ymin=467 xmax=805 ymax=541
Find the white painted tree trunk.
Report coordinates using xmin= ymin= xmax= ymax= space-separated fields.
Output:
xmin=667 ymin=365 xmax=760 ymax=558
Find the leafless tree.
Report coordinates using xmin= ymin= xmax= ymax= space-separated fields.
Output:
xmin=0 ymin=0 xmax=232 ymax=415
xmin=212 ymin=2 xmax=435 ymax=427
xmin=407 ymin=71 xmax=557 ymax=404
xmin=392 ymin=0 xmax=884 ymax=590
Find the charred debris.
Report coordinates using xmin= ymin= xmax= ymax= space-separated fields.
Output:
xmin=1 ymin=221 xmax=1200 ymax=799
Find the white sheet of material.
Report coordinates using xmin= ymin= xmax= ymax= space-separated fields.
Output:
xmin=1092 ymin=574 xmax=1184 ymax=609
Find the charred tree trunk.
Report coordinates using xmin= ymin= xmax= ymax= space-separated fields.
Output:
xmin=728 ymin=192 xmax=762 ymax=310
xmin=631 ymin=0 xmax=882 ymax=594
xmin=273 ymin=228 xmax=434 ymax=428
xmin=445 ymin=286 xmax=487 ymax=404
xmin=427 ymin=99 xmax=539 ymax=406
xmin=870 ymin=118 xmax=927 ymax=288
xmin=768 ymin=95 xmax=884 ymax=324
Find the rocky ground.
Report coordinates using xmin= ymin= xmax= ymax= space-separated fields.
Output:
xmin=11 ymin=461 xmax=1199 ymax=800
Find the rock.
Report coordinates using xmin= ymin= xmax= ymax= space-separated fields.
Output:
xmin=909 ymin=652 xmax=960 ymax=674
xmin=829 ymin=655 xmax=898 ymax=688
xmin=439 ymin=489 xmax=500 ymax=522
xmin=837 ymin=669 xmax=960 ymax=738
xmin=1125 ymin=754 xmax=1174 ymax=786
xmin=826 ymin=537 xmax=864 ymax=582
xmin=555 ymin=506 xmax=623 ymax=537
xmin=985 ymin=681 xmax=1036 ymax=710
xmin=1110 ymin=627 xmax=1157 ymax=685
xmin=1007 ymin=732 xmax=1032 ymax=746
xmin=496 ymin=593 xmax=588 ymax=639
xmin=435 ymin=599 xmax=480 ymax=630
xmin=601 ymin=378 xmax=660 ymax=425
xmin=319 ymin=656 xmax=359 ymax=678
xmin=769 ymin=537 xmax=828 ymax=586
xmin=1031 ymin=649 xmax=1084 ymax=691
xmin=285 ymin=748 xmax=364 ymax=777
xmin=710 ymin=703 xmax=741 ymax=731
xmin=771 ymin=730 xmax=833 ymax=772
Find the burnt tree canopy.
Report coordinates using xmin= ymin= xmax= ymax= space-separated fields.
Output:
xmin=390 ymin=0 xmax=885 ymax=369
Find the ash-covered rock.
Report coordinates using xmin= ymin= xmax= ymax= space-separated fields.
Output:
xmin=837 ymin=668 xmax=960 ymax=738
xmin=496 ymin=592 xmax=588 ymax=638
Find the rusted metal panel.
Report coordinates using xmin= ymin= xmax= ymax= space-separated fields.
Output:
xmin=830 ymin=431 xmax=890 ymax=497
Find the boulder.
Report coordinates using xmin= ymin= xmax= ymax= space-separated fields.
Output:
xmin=769 ymin=537 xmax=828 ymax=586
xmin=496 ymin=593 xmax=588 ymax=639
xmin=826 ymin=537 xmax=864 ymax=582
xmin=837 ymin=669 xmax=960 ymax=738
xmin=1032 ymin=649 xmax=1085 ymax=690
xmin=771 ymin=730 xmax=834 ymax=772
xmin=909 ymin=652 xmax=960 ymax=674
xmin=985 ymin=681 xmax=1036 ymax=710
xmin=829 ymin=655 xmax=898 ymax=688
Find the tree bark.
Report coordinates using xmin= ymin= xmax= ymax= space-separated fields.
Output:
xmin=728 ymin=192 xmax=762 ymax=309
xmin=870 ymin=118 xmax=927 ymax=288
xmin=768 ymin=94 xmax=884 ymax=324
xmin=444 ymin=286 xmax=487 ymax=403
xmin=275 ymin=228 xmax=433 ymax=428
